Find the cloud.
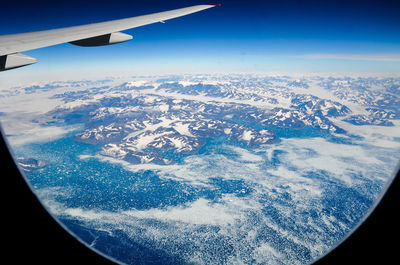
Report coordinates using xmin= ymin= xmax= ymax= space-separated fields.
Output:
xmin=39 ymin=136 xmax=400 ymax=265
xmin=298 ymin=54 xmax=400 ymax=61
xmin=7 ymin=124 xmax=80 ymax=146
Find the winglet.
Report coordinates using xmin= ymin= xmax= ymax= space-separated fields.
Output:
xmin=210 ymin=4 xmax=221 ymax=6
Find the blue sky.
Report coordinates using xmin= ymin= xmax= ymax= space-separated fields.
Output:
xmin=1 ymin=0 xmax=400 ymax=77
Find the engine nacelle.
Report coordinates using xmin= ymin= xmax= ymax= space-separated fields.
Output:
xmin=0 ymin=53 xmax=37 ymax=71
xmin=69 ymin=32 xmax=133 ymax=47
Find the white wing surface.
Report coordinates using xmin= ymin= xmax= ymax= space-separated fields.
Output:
xmin=0 ymin=4 xmax=219 ymax=71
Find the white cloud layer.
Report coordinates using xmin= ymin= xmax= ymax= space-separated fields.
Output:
xmin=7 ymin=125 xmax=80 ymax=146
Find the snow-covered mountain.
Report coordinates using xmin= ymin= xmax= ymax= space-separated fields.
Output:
xmin=40 ymin=74 xmax=399 ymax=165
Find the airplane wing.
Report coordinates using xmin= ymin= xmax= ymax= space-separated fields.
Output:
xmin=0 ymin=4 xmax=219 ymax=71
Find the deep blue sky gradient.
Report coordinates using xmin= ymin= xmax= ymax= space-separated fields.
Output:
xmin=1 ymin=0 xmax=400 ymax=75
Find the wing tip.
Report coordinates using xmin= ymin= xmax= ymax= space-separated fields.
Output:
xmin=209 ymin=4 xmax=221 ymax=7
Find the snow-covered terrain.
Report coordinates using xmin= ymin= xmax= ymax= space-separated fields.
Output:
xmin=0 ymin=73 xmax=399 ymax=265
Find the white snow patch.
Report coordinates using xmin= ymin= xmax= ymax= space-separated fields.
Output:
xmin=173 ymin=122 xmax=194 ymax=136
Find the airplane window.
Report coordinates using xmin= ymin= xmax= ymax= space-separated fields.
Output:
xmin=1 ymin=0 xmax=399 ymax=264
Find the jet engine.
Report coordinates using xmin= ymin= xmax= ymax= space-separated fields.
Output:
xmin=0 ymin=53 xmax=37 ymax=71
xmin=69 ymin=32 xmax=133 ymax=47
